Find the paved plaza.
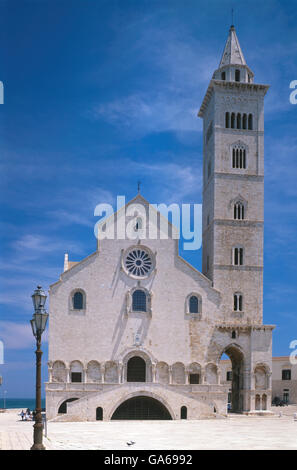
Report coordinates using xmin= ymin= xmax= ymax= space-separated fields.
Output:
xmin=0 ymin=407 xmax=297 ymax=450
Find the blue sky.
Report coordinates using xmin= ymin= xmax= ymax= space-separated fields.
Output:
xmin=0 ymin=0 xmax=296 ymax=398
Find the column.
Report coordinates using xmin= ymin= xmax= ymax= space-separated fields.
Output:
xmin=201 ymin=368 xmax=206 ymax=384
xmin=118 ymin=362 xmax=123 ymax=384
xmin=83 ymin=367 xmax=87 ymax=384
xmin=217 ymin=370 xmax=221 ymax=385
xmin=267 ymin=372 xmax=272 ymax=390
xmin=152 ymin=363 xmax=156 ymax=383
xmin=101 ymin=364 xmax=105 ymax=384
xmin=242 ymin=366 xmax=251 ymax=412
xmin=169 ymin=366 xmax=173 ymax=385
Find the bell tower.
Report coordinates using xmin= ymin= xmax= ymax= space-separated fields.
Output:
xmin=199 ymin=26 xmax=269 ymax=323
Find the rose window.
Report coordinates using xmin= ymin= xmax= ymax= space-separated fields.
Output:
xmin=124 ymin=248 xmax=153 ymax=278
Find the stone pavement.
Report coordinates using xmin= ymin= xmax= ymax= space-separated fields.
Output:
xmin=0 ymin=409 xmax=53 ymax=450
xmin=1 ymin=407 xmax=297 ymax=450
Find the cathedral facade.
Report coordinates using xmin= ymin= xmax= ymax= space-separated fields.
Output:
xmin=46 ymin=26 xmax=274 ymax=421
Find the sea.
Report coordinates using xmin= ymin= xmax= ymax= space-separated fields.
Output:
xmin=1 ymin=398 xmax=46 ymax=410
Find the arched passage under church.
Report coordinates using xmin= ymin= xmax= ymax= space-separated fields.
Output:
xmin=58 ymin=398 xmax=79 ymax=414
xmin=111 ymin=396 xmax=172 ymax=420
xmin=221 ymin=345 xmax=245 ymax=413
xmin=127 ymin=356 xmax=146 ymax=382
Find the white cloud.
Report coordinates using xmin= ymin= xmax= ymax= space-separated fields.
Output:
xmin=89 ymin=21 xmax=217 ymax=138
xmin=0 ymin=321 xmax=48 ymax=350
xmin=93 ymin=93 xmax=202 ymax=136
xmin=133 ymin=160 xmax=202 ymax=203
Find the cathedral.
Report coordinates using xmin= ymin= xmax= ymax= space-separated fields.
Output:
xmin=46 ymin=26 xmax=274 ymax=421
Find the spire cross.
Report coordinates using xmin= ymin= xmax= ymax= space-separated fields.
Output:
xmin=137 ymin=181 xmax=141 ymax=194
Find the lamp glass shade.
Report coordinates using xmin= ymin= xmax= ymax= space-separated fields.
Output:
xmin=32 ymin=285 xmax=47 ymax=312
xmin=30 ymin=318 xmax=37 ymax=337
xmin=34 ymin=312 xmax=49 ymax=334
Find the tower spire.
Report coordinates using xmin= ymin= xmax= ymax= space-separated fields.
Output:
xmin=219 ymin=25 xmax=246 ymax=68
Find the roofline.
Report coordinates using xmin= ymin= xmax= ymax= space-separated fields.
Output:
xmin=198 ymin=80 xmax=270 ymax=118
xmin=49 ymin=251 xmax=98 ymax=289
xmin=95 ymin=193 xmax=180 ymax=250
xmin=176 ymin=254 xmax=221 ymax=295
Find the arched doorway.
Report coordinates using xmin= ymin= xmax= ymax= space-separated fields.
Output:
xmin=127 ymin=356 xmax=146 ymax=382
xmin=180 ymin=406 xmax=187 ymax=419
xmin=58 ymin=398 xmax=79 ymax=414
xmin=96 ymin=407 xmax=103 ymax=420
xmin=221 ymin=345 xmax=244 ymax=413
xmin=111 ymin=396 xmax=172 ymax=420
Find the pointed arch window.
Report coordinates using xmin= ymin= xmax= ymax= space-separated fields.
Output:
xmin=232 ymin=144 xmax=247 ymax=169
xmin=248 ymin=114 xmax=253 ymax=130
xmin=135 ymin=217 xmax=143 ymax=231
xmin=233 ymin=247 xmax=244 ymax=266
xmin=225 ymin=112 xmax=230 ymax=128
xmin=234 ymin=293 xmax=243 ymax=312
xmin=231 ymin=113 xmax=235 ymax=129
xmin=234 ymin=201 xmax=245 ymax=220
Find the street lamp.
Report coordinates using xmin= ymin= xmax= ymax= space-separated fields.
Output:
xmin=30 ymin=285 xmax=48 ymax=451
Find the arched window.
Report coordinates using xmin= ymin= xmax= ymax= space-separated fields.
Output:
xmin=235 ymin=69 xmax=240 ymax=82
xmin=70 ymin=361 xmax=83 ymax=383
xmin=135 ymin=217 xmax=142 ymax=231
xmin=127 ymin=356 xmax=146 ymax=382
xmin=96 ymin=407 xmax=103 ymax=420
xmin=234 ymin=201 xmax=245 ymax=220
xmin=187 ymin=294 xmax=202 ymax=316
xmin=221 ymin=71 xmax=226 ymax=80
xmin=132 ymin=289 xmax=147 ymax=312
xmin=189 ymin=295 xmax=199 ymax=313
xmin=237 ymin=113 xmax=241 ymax=129
xmin=73 ymin=291 xmax=84 ymax=310
xmin=242 ymin=114 xmax=247 ymax=129
xmin=225 ymin=112 xmax=230 ymax=128
xmin=52 ymin=361 xmax=66 ymax=383
xmin=231 ymin=113 xmax=235 ymax=129
xmin=248 ymin=114 xmax=253 ymax=130
xmin=233 ymin=247 xmax=244 ymax=266
xmin=181 ymin=406 xmax=187 ymax=419
xmin=232 ymin=145 xmax=246 ymax=169
xmin=234 ymin=293 xmax=243 ymax=312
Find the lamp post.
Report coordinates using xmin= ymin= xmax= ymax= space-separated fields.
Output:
xmin=30 ymin=285 xmax=48 ymax=451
